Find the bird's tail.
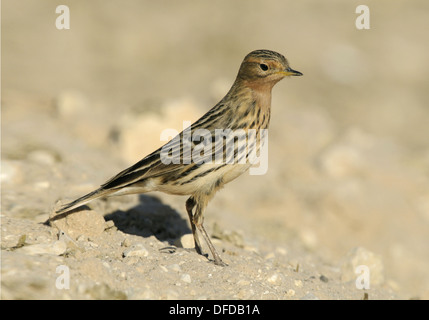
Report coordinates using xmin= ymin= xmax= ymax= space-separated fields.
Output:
xmin=55 ymin=187 xmax=115 ymax=215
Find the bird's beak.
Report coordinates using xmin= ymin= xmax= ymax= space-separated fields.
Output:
xmin=281 ymin=67 xmax=303 ymax=76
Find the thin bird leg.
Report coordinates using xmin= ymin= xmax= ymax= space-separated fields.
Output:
xmin=185 ymin=197 xmax=204 ymax=256
xmin=193 ymin=200 xmax=227 ymax=266
xmin=197 ymin=223 xmax=227 ymax=266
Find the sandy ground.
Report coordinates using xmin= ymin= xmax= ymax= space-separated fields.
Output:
xmin=2 ymin=1 xmax=429 ymax=300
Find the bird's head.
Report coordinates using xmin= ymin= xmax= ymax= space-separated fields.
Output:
xmin=237 ymin=49 xmax=302 ymax=89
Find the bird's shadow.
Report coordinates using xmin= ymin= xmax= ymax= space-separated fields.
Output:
xmin=104 ymin=194 xmax=191 ymax=245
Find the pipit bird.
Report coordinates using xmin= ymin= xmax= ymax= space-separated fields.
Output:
xmin=54 ymin=49 xmax=302 ymax=266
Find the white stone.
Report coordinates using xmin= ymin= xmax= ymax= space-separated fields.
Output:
xmin=18 ymin=240 xmax=67 ymax=256
xmin=175 ymin=234 xmax=195 ymax=249
xmin=122 ymin=244 xmax=149 ymax=258
xmin=267 ymin=273 xmax=279 ymax=284
xmin=180 ymin=273 xmax=191 ymax=283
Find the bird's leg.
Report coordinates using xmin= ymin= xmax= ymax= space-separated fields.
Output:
xmin=193 ymin=199 xmax=227 ymax=267
xmin=196 ymin=222 xmax=227 ymax=266
xmin=185 ymin=197 xmax=205 ymax=256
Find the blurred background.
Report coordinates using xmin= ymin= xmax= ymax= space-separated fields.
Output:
xmin=2 ymin=0 xmax=429 ymax=298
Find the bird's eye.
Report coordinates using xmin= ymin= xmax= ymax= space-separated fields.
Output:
xmin=259 ymin=63 xmax=269 ymax=71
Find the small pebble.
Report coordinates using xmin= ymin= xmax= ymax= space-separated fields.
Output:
xmin=181 ymin=274 xmax=191 ymax=283
xmin=174 ymin=234 xmax=194 ymax=249
xmin=87 ymin=241 xmax=99 ymax=248
xmin=267 ymin=273 xmax=279 ymax=284
xmin=168 ymin=264 xmax=182 ymax=272
xmin=76 ymin=235 xmax=87 ymax=242
xmin=121 ymin=238 xmax=131 ymax=247
xmin=104 ymin=220 xmax=115 ymax=230
xmin=294 ymin=280 xmax=303 ymax=288
xmin=122 ymin=244 xmax=149 ymax=258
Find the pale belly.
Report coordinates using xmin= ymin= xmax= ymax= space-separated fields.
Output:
xmin=154 ymin=163 xmax=252 ymax=196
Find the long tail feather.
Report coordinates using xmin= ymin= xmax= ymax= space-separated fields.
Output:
xmin=55 ymin=188 xmax=114 ymax=214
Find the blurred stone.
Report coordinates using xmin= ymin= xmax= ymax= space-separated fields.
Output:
xmin=267 ymin=273 xmax=279 ymax=284
xmin=56 ymin=90 xmax=89 ymax=118
xmin=294 ymin=280 xmax=303 ymax=288
xmin=340 ymin=247 xmax=384 ymax=286
xmin=159 ymin=265 xmax=168 ymax=273
xmin=0 ymin=160 xmax=22 ymax=184
xmin=34 ymin=181 xmax=50 ymax=189
xmin=299 ymin=229 xmax=318 ymax=250
xmin=27 ymin=150 xmax=56 ymax=165
xmin=275 ymin=247 xmax=288 ymax=256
